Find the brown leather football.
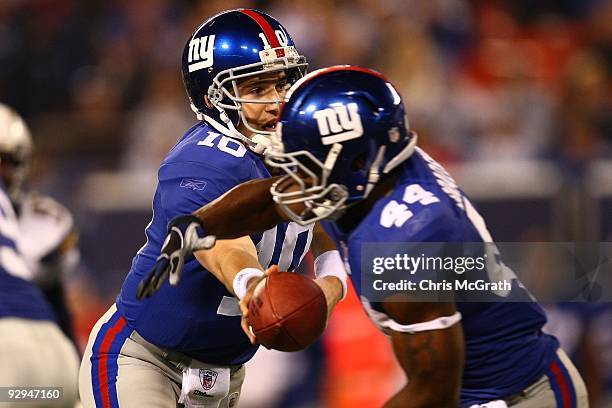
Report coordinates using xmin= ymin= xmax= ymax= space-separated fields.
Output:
xmin=247 ymin=272 xmax=327 ymax=352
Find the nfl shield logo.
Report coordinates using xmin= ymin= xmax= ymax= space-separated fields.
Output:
xmin=199 ymin=369 xmax=218 ymax=391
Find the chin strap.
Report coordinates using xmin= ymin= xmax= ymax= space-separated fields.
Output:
xmin=364 ymin=145 xmax=387 ymax=198
xmin=191 ymin=100 xmax=269 ymax=154
xmin=383 ymin=132 xmax=418 ymax=173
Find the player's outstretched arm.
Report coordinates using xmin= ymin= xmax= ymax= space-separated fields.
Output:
xmin=194 ymin=235 xmax=263 ymax=295
xmin=383 ymin=301 xmax=464 ymax=408
xmin=137 ymin=176 xmax=294 ymax=299
xmin=193 ymin=176 xmax=291 ymax=239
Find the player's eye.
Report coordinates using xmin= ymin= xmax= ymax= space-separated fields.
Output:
xmin=248 ymin=87 xmax=262 ymax=95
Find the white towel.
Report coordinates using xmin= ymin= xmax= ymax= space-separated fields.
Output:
xmin=178 ymin=365 xmax=231 ymax=408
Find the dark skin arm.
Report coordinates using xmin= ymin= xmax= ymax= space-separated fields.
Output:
xmin=193 ymin=176 xmax=289 ymax=238
xmin=191 ymin=162 xmax=404 ymax=239
xmin=382 ymin=301 xmax=464 ymax=408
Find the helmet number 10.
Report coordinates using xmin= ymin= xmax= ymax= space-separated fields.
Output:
xmin=258 ymin=28 xmax=289 ymax=49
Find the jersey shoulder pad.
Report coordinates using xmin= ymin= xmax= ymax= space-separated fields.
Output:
xmin=357 ymin=182 xmax=461 ymax=243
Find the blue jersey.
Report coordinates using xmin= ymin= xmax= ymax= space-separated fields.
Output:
xmin=324 ymin=148 xmax=559 ymax=407
xmin=0 ymin=186 xmax=56 ymax=322
xmin=116 ymin=123 xmax=312 ymax=365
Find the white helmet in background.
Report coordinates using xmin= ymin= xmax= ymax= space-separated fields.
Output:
xmin=0 ymin=104 xmax=33 ymax=202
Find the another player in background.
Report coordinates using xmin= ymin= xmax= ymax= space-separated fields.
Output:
xmin=144 ymin=66 xmax=589 ymax=407
xmin=545 ymin=303 xmax=612 ymax=407
xmin=0 ymin=104 xmax=79 ymax=344
xmin=0 ymin=105 xmax=79 ymax=407
xmin=79 ymin=10 xmax=345 ymax=408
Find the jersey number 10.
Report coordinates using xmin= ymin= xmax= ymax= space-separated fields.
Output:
xmin=198 ymin=133 xmax=247 ymax=158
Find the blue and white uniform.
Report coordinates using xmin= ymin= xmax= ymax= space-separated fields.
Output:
xmin=80 ymin=122 xmax=312 ymax=408
xmin=0 ymin=186 xmax=56 ymax=321
xmin=0 ymin=184 xmax=80 ymax=407
xmin=15 ymin=191 xmax=79 ymax=343
xmin=324 ymin=148 xmax=583 ymax=407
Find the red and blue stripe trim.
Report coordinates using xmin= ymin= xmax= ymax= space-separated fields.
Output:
xmin=90 ymin=310 xmax=131 ymax=408
xmin=545 ymin=352 xmax=578 ymax=408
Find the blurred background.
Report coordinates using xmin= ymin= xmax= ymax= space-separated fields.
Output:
xmin=1 ymin=0 xmax=611 ymax=406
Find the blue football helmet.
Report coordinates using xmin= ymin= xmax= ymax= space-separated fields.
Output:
xmin=182 ymin=9 xmax=307 ymax=153
xmin=266 ymin=66 xmax=418 ymax=225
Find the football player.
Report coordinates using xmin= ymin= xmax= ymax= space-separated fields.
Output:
xmin=78 ymin=10 xmax=345 ymax=408
xmin=0 ymin=103 xmax=79 ymax=344
xmin=0 ymin=105 xmax=79 ymax=407
xmin=144 ymin=66 xmax=589 ymax=407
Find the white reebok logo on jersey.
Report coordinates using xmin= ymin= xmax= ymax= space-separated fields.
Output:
xmin=187 ymin=35 xmax=215 ymax=72
xmin=313 ymin=102 xmax=363 ymax=145
xmin=180 ymin=179 xmax=207 ymax=191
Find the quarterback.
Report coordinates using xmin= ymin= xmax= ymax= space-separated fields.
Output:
xmin=79 ymin=10 xmax=344 ymax=408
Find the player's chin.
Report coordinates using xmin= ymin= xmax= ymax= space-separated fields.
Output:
xmin=252 ymin=120 xmax=276 ymax=133
xmin=262 ymin=123 xmax=276 ymax=132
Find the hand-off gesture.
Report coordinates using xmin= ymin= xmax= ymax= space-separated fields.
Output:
xmin=239 ymin=265 xmax=280 ymax=343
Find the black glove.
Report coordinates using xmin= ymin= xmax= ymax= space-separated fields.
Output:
xmin=136 ymin=215 xmax=216 ymax=300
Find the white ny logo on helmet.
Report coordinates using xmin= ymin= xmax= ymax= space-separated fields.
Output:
xmin=313 ymin=103 xmax=363 ymax=145
xmin=187 ymin=35 xmax=216 ymax=72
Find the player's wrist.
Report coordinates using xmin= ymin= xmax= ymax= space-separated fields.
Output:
xmin=233 ymin=268 xmax=264 ymax=300
xmin=319 ymin=276 xmax=344 ymax=303
xmin=314 ymin=250 xmax=348 ymax=301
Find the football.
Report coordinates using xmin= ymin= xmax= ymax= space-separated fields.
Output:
xmin=247 ymin=272 xmax=328 ymax=352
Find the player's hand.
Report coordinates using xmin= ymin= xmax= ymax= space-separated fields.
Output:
xmin=136 ymin=215 xmax=216 ymax=300
xmin=239 ymin=265 xmax=280 ymax=344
